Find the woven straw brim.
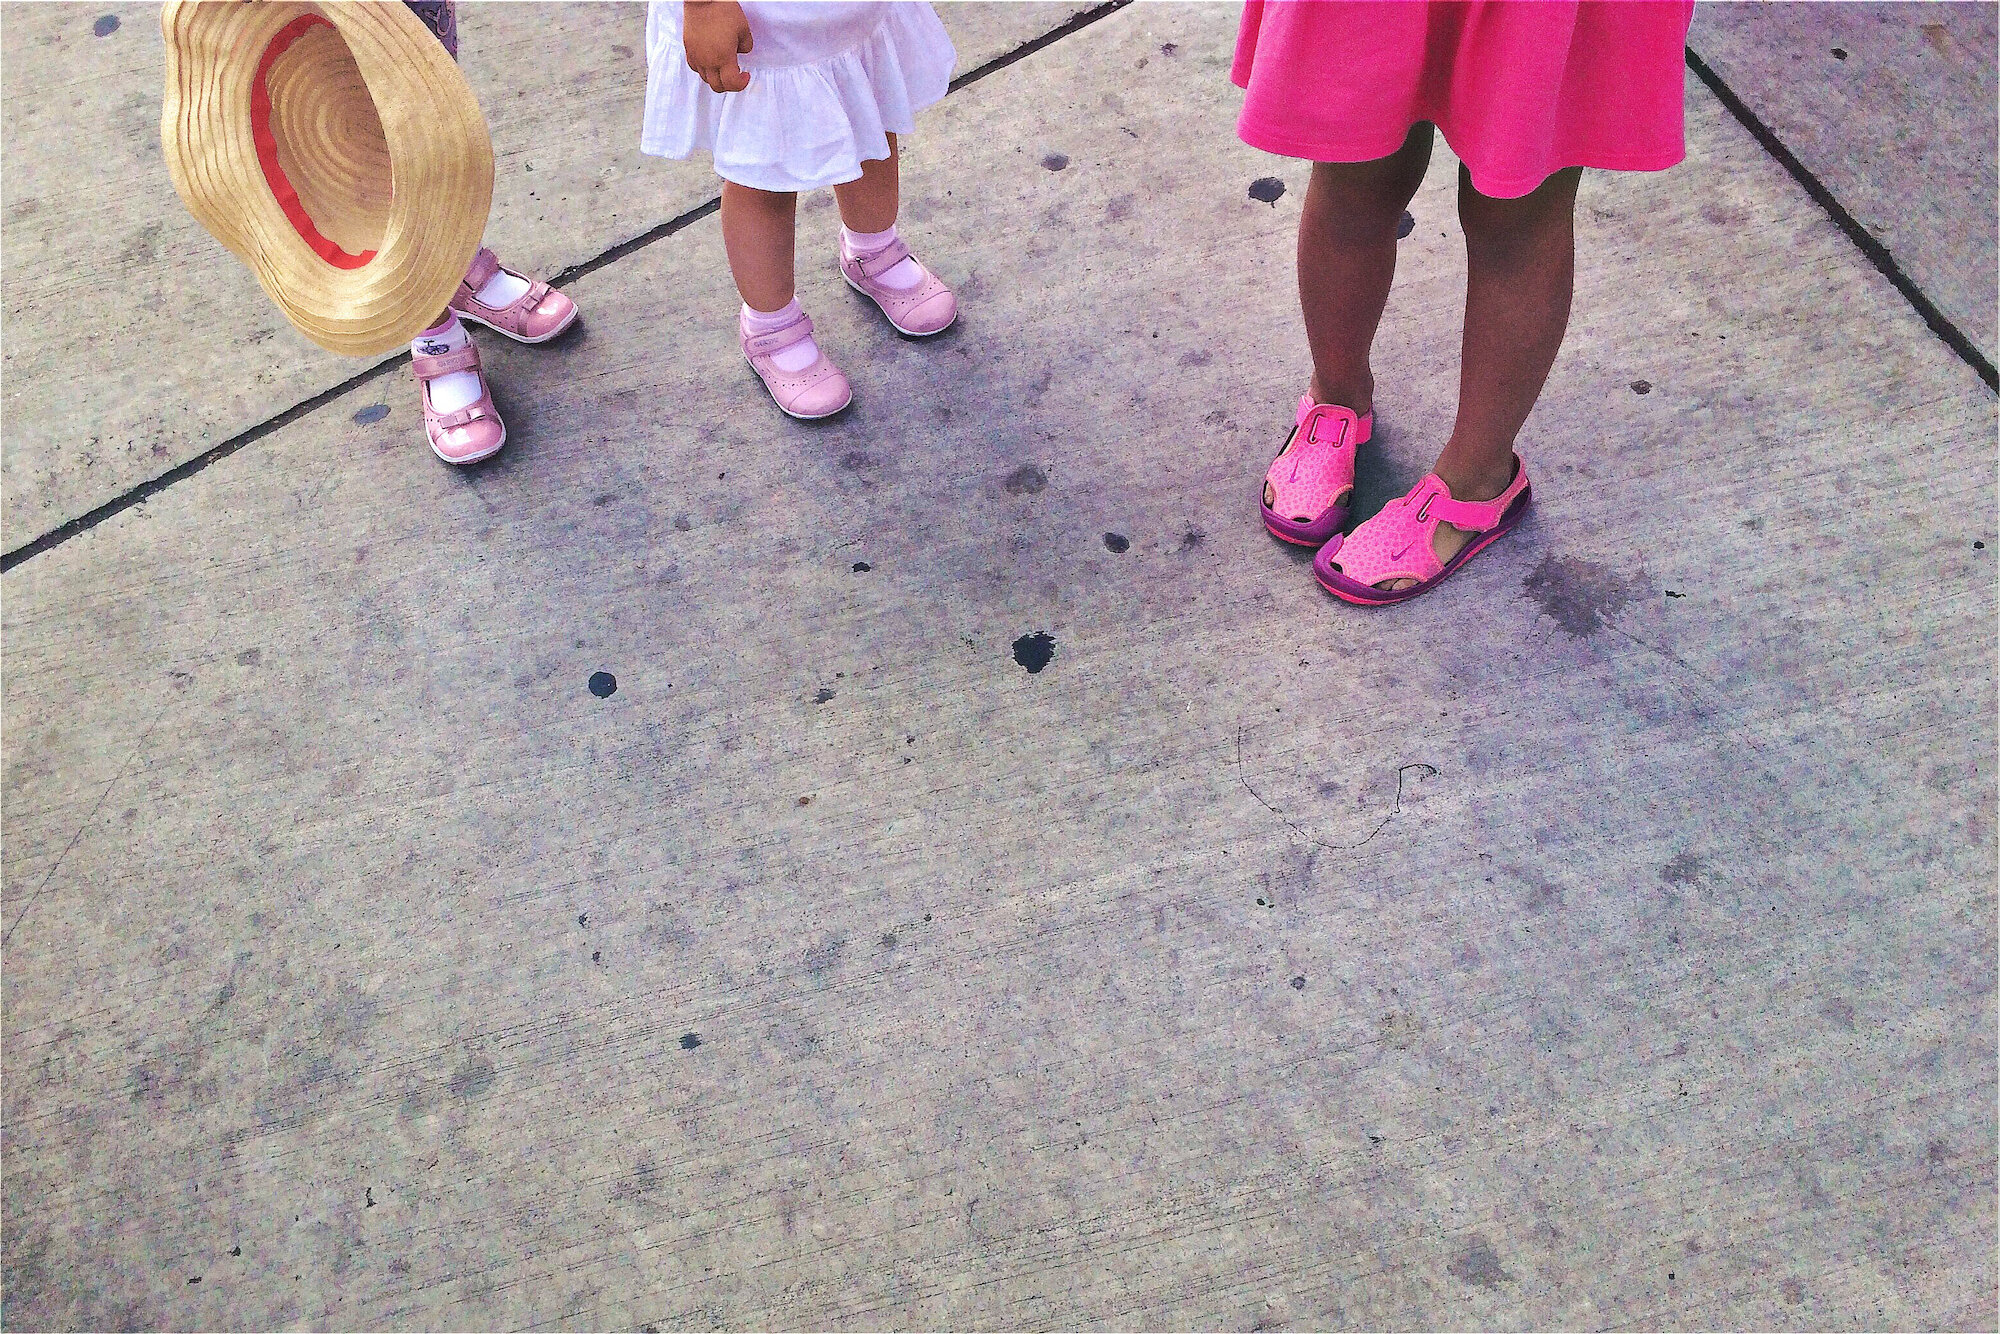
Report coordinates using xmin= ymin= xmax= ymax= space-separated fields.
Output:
xmin=161 ymin=1 xmax=494 ymax=357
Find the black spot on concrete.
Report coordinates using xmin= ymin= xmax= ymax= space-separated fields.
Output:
xmin=1976 ymin=541 xmax=1986 ymax=550
xmin=1523 ymin=554 xmax=1642 ymax=637
xmin=1041 ymin=152 xmax=1070 ymax=171
xmin=188 ymin=1275 xmax=202 ymax=1285
xmin=1397 ymin=210 xmax=1415 ymax=238
xmin=1179 ymin=527 xmax=1207 ymax=552
xmin=1103 ymin=532 xmax=1130 ymax=553
xmin=94 ymin=13 xmax=120 ymax=36
xmin=230 ymin=1246 xmax=241 ymax=1257
xmin=672 ymin=514 xmax=692 ymax=532
xmin=852 ymin=561 xmax=871 ymax=572
xmin=364 ymin=1187 xmax=376 ymax=1208
xmin=1291 ymin=975 xmax=1307 ymax=991
xmin=814 ymin=688 xmax=835 ymax=704
xmin=1831 ymin=46 xmax=1847 ymax=59
xmin=236 ymin=648 xmax=261 ymax=667
xmin=1011 ymin=632 xmax=1056 ymax=674
xmin=1448 ymin=1234 xmax=1513 ymax=1289
xmin=880 ymin=932 xmax=898 ymax=949
xmin=592 ymin=491 xmax=618 ymax=507
xmin=1631 ymin=379 xmax=1652 ymax=394
xmin=1248 ymin=177 xmax=1286 ymax=205
xmin=352 ymin=403 xmax=390 ymax=425
xmin=1660 ymin=851 xmax=1705 ymax=887
xmin=578 ymin=914 xmax=588 ymax=926
xmin=679 ymin=1032 xmax=701 ymax=1050
xmin=1160 ymin=42 xmax=1179 ymax=55
xmin=1003 ymin=463 xmax=1048 ymax=495
xmin=797 ymin=795 xmax=812 ymax=807
xmin=592 ymin=950 xmax=602 ymax=964
xmin=448 ymin=1058 xmax=496 ymax=1101
xmin=588 ymin=671 xmax=617 ymax=698
xmin=1666 ymin=589 xmax=1686 ymax=598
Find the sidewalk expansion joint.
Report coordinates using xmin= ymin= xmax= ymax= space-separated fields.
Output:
xmin=0 ymin=0 xmax=1133 ymax=576
xmin=1686 ymin=45 xmax=1998 ymax=396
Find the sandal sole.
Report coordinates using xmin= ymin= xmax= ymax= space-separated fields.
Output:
xmin=1315 ymin=487 xmax=1531 ymax=606
xmin=841 ymin=270 xmax=957 ymax=338
xmin=1262 ymin=499 xmax=1348 ymax=548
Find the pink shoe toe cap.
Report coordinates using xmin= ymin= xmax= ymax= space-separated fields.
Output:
xmin=433 ymin=418 xmax=506 ymax=463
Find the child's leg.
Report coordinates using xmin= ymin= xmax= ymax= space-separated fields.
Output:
xmin=832 ymin=133 xmax=900 ymax=235
xmin=721 ymin=182 xmax=800 ymax=312
xmin=1297 ymin=123 xmax=1434 ymax=413
xmin=1388 ymin=165 xmax=1578 ymax=588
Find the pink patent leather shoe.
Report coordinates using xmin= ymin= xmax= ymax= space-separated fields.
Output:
xmin=449 ymin=247 xmax=578 ymax=344
xmin=413 ymin=340 xmax=506 ymax=465
xmin=743 ymin=311 xmax=852 ymax=420
xmin=839 ymin=238 xmax=957 ymax=336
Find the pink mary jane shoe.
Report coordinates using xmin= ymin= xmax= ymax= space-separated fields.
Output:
xmin=1262 ymin=395 xmax=1374 ymax=547
xmin=1314 ymin=457 xmax=1532 ymax=606
xmin=839 ymin=238 xmax=957 ymax=337
xmin=414 ymin=341 xmax=506 ymax=465
xmin=743 ymin=311 xmax=852 ymax=420
xmin=449 ymin=247 xmax=578 ymax=344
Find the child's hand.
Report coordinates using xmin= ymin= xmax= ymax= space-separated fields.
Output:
xmin=683 ymin=1 xmax=752 ymax=94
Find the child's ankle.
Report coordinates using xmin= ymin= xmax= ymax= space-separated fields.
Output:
xmin=1308 ymin=374 xmax=1373 ymax=418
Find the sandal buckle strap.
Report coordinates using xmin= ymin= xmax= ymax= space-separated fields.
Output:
xmin=460 ymin=246 xmax=501 ymax=294
xmin=413 ymin=344 xmax=482 ymax=379
xmin=853 ymin=238 xmax=913 ymax=281
xmin=743 ymin=314 xmax=814 ymax=358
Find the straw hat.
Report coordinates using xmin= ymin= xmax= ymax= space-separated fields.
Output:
xmin=161 ymin=1 xmax=494 ymax=357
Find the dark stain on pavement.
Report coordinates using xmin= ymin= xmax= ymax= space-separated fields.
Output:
xmin=589 ymin=671 xmax=617 ymax=698
xmin=94 ymin=13 xmax=120 ymax=36
xmin=448 ymin=1058 xmax=495 ymax=1101
xmin=352 ymin=403 xmax=390 ymax=425
xmin=814 ymin=687 xmax=835 ymax=704
xmin=1041 ymin=153 xmax=1069 ymax=171
xmin=852 ymin=561 xmax=871 ymax=572
xmin=1003 ymin=464 xmax=1047 ymax=495
xmin=1249 ymin=177 xmax=1286 ymax=205
xmin=679 ymin=1032 xmax=701 ymax=1050
xmin=1631 ymin=379 xmax=1652 ymax=394
xmin=1448 ymin=1234 xmax=1513 ymax=1289
xmin=1012 ymin=632 xmax=1056 ymax=674
xmin=1660 ymin=851 xmax=1706 ymax=887
xmin=1523 ymin=554 xmax=1641 ymax=636
xmin=1103 ymin=532 xmax=1130 ymax=553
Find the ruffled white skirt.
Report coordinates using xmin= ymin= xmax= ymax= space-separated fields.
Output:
xmin=642 ymin=2 xmax=956 ymax=192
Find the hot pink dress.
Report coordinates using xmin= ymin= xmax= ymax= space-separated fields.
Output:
xmin=1233 ymin=0 xmax=1695 ymax=199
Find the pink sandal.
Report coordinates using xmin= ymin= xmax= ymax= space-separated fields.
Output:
xmin=449 ymin=247 xmax=578 ymax=344
xmin=1313 ymin=457 xmax=1531 ymax=605
xmin=742 ymin=311 xmax=852 ymax=420
xmin=413 ymin=341 xmax=506 ymax=465
xmin=1262 ymin=395 xmax=1374 ymax=547
xmin=839 ymin=238 xmax=957 ymax=336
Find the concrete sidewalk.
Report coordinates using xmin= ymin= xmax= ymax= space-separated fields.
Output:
xmin=3 ymin=3 xmax=1995 ymax=1329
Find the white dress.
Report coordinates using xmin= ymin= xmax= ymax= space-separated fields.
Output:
xmin=642 ymin=2 xmax=956 ymax=192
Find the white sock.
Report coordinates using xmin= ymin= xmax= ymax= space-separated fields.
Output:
xmin=841 ymin=225 xmax=923 ymax=291
xmin=473 ymin=268 xmax=531 ymax=308
xmin=413 ymin=314 xmax=483 ymax=414
xmin=741 ymin=299 xmax=821 ymax=373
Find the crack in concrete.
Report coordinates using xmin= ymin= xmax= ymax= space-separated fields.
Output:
xmin=1235 ymin=723 xmax=1438 ymax=852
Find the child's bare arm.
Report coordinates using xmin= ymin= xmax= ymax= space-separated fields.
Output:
xmin=683 ymin=1 xmax=752 ymax=94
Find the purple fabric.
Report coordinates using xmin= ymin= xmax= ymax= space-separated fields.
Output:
xmin=403 ymin=0 xmax=458 ymax=58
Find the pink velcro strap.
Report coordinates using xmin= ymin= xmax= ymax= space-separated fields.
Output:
xmin=743 ymin=314 xmax=813 ymax=358
xmin=853 ymin=238 xmax=912 ymax=280
xmin=413 ymin=344 xmax=481 ymax=379
xmin=1414 ymin=459 xmax=1528 ymax=532
xmin=460 ymin=246 xmax=501 ymax=293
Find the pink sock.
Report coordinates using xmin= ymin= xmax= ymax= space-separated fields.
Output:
xmin=841 ymin=225 xmax=923 ymax=291
xmin=740 ymin=299 xmax=819 ymax=373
